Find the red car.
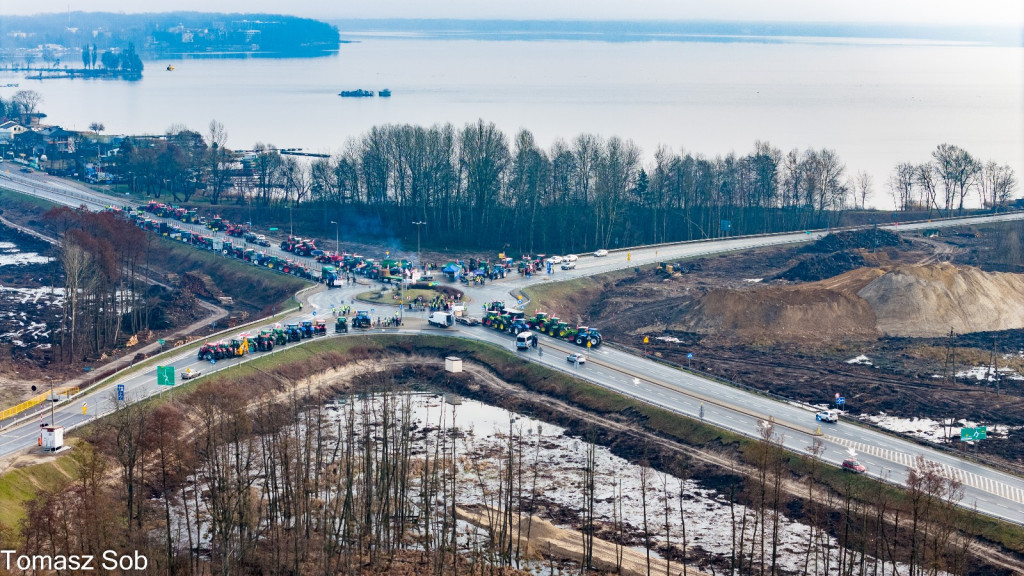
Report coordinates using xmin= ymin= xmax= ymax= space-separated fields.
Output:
xmin=842 ymin=458 xmax=866 ymax=474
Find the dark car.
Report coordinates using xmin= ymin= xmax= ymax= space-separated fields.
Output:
xmin=455 ymin=316 xmax=480 ymax=326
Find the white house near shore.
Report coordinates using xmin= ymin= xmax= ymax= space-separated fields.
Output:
xmin=0 ymin=120 xmax=27 ymax=142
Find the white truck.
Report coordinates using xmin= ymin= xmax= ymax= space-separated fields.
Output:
xmin=428 ymin=311 xmax=454 ymax=328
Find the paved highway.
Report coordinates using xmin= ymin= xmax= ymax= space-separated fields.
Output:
xmin=3 ymin=169 xmax=1024 ymax=523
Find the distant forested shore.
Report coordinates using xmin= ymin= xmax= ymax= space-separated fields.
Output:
xmin=0 ymin=12 xmax=339 ymax=60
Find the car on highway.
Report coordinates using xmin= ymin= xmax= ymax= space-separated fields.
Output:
xmin=561 ymin=261 xmax=576 ymax=270
xmin=20 ymin=167 xmax=32 ymax=173
xmin=594 ymin=249 xmax=609 ymax=257
xmin=181 ymin=368 xmax=202 ymax=380
xmin=455 ymin=316 xmax=480 ymax=326
xmin=255 ymin=235 xmax=271 ymax=247
xmin=564 ymin=254 xmax=578 ymax=262
xmin=816 ymin=410 xmax=839 ymax=423
xmin=841 ymin=458 xmax=866 ymax=474
xmin=567 ymin=352 xmax=586 ymax=365
xmin=547 ymin=255 xmax=563 ymax=264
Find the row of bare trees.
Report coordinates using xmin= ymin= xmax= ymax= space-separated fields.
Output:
xmin=889 ymin=144 xmax=1018 ymax=215
xmin=44 ymin=206 xmax=152 ymax=363
xmin=8 ymin=364 xmax=989 ymax=576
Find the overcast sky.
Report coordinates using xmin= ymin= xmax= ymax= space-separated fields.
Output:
xmin=2 ymin=0 xmax=1023 ymax=27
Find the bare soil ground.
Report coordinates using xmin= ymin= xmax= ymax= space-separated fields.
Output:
xmin=535 ymin=223 xmax=1024 ymax=469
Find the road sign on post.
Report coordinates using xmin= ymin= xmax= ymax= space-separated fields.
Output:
xmin=157 ymin=366 xmax=175 ymax=386
xmin=960 ymin=427 xmax=987 ymax=441
xmin=117 ymin=384 xmax=125 ymax=402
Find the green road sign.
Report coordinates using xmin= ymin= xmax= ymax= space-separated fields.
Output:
xmin=269 ymin=227 xmax=279 ymax=231
xmin=158 ymin=339 xmax=165 ymax=346
xmin=157 ymin=365 xmax=175 ymax=386
xmin=960 ymin=426 xmax=987 ymax=441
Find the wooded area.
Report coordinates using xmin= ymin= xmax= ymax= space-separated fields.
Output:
xmin=114 ymin=120 xmax=1017 ymax=254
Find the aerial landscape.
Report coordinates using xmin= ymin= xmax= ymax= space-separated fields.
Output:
xmin=0 ymin=1 xmax=1023 ymax=575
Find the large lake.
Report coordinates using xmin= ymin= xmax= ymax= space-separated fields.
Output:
xmin=2 ymin=35 xmax=1021 ymax=208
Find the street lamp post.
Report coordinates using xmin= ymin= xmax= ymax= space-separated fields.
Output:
xmin=330 ymin=220 xmax=339 ymax=254
xmin=47 ymin=376 xmax=54 ymax=426
xmin=412 ymin=221 xmax=427 ymax=270
xmin=289 ymin=205 xmax=293 ymax=237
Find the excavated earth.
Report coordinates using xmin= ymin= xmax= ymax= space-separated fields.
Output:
xmin=561 ymin=223 xmax=1024 ymax=468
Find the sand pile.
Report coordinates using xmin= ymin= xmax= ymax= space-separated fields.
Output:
xmin=674 ymin=263 xmax=1024 ymax=342
xmin=859 ymin=262 xmax=1024 ymax=337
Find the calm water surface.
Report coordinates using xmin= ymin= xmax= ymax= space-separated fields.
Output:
xmin=2 ymin=38 xmax=1021 ymax=207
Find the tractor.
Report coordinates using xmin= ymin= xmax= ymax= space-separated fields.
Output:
xmin=574 ymin=327 xmax=603 ymax=347
xmin=313 ymin=319 xmax=328 ymax=336
xmin=353 ymin=311 xmax=373 ymax=329
xmin=300 ymin=320 xmax=315 ymax=338
xmin=272 ymin=325 xmax=288 ymax=345
xmin=253 ymin=330 xmax=275 ymax=351
xmin=286 ymin=323 xmax=302 ymax=342
xmin=227 ymin=337 xmax=250 ymax=357
xmin=335 ymin=316 xmax=348 ymax=333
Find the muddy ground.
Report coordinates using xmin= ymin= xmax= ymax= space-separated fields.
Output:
xmin=569 ymin=222 xmax=1024 ymax=468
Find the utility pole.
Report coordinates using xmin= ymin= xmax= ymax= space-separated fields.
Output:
xmin=47 ymin=376 xmax=54 ymax=425
xmin=289 ymin=205 xmax=293 ymax=236
xmin=330 ymin=220 xmax=339 ymax=254
xmin=412 ymin=221 xmax=427 ymax=269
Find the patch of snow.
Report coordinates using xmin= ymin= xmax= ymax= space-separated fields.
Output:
xmin=0 ymin=242 xmax=52 ymax=266
xmin=859 ymin=413 xmax=1016 ymax=444
xmin=743 ymin=278 xmax=763 ymax=283
xmin=846 ymin=354 xmax=872 ymax=365
xmin=655 ymin=336 xmax=681 ymax=343
xmin=956 ymin=365 xmax=1024 ymax=382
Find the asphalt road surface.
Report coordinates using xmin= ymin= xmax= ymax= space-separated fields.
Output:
xmin=3 ymin=170 xmax=1024 ymax=524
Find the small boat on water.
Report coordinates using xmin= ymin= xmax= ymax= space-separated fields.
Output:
xmin=339 ymin=89 xmax=374 ymax=98
xmin=378 ymin=89 xmax=391 ymax=97
xmin=166 ymin=65 xmax=175 ymax=71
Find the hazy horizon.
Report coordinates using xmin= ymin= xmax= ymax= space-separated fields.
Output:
xmin=3 ymin=0 xmax=1022 ymax=28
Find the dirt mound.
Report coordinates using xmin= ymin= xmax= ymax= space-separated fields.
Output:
xmin=674 ymin=263 xmax=1024 ymax=342
xmin=858 ymin=262 xmax=1024 ymax=337
xmin=775 ymin=251 xmax=866 ymax=282
xmin=803 ymin=228 xmax=903 ymax=254
xmin=672 ymin=268 xmax=884 ymax=343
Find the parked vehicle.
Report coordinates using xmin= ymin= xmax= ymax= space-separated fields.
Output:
xmin=594 ymin=249 xmax=609 ymax=257
xmin=181 ymin=368 xmax=202 ymax=380
xmin=564 ymin=254 xmax=578 ymax=262
xmin=567 ymin=352 xmax=586 ymax=365
xmin=842 ymin=458 xmax=866 ymax=474
xmin=428 ymin=311 xmax=455 ymax=328
xmin=515 ymin=331 xmax=537 ymax=350
xmin=335 ymin=316 xmax=348 ymax=333
xmin=455 ymin=316 xmax=480 ymax=326
xmin=353 ymin=311 xmax=373 ymax=329
xmin=313 ymin=319 xmax=328 ymax=336
xmin=816 ymin=410 xmax=839 ymax=423
xmin=547 ymin=255 xmax=563 ymax=264
xmin=300 ymin=320 xmax=315 ymax=338
xmin=561 ymin=261 xmax=576 ymax=270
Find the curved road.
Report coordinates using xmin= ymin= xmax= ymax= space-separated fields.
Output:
xmin=3 ymin=168 xmax=1024 ymax=524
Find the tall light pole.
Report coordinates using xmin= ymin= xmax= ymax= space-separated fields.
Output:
xmin=47 ymin=376 xmax=54 ymax=426
xmin=330 ymin=220 xmax=339 ymax=254
xmin=412 ymin=221 xmax=427 ymax=270
xmin=289 ymin=205 xmax=293 ymax=237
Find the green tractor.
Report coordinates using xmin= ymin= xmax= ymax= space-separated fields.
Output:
xmin=272 ymin=325 xmax=288 ymax=346
xmin=335 ymin=316 xmax=348 ymax=333
xmin=527 ymin=311 xmax=548 ymax=331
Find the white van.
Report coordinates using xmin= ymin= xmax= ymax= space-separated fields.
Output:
xmin=515 ymin=331 xmax=537 ymax=350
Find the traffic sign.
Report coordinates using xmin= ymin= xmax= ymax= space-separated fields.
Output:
xmin=158 ymin=339 xmax=165 ymax=346
xmin=312 ymin=311 xmax=317 ymax=316
xmin=643 ymin=336 xmax=649 ymax=344
xmin=687 ymin=353 xmax=694 ymax=359
xmin=269 ymin=227 xmax=279 ymax=231
xmin=117 ymin=384 xmax=125 ymax=402
xmin=960 ymin=427 xmax=987 ymax=441
xmin=837 ymin=397 xmax=846 ymax=405
xmin=156 ymin=366 xmax=175 ymax=386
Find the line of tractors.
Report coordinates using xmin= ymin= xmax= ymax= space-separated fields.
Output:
xmin=481 ymin=301 xmax=603 ymax=348
xmin=195 ymin=311 xmax=378 ymax=361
